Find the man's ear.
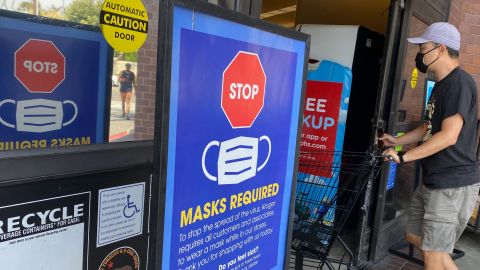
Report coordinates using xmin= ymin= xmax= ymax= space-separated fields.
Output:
xmin=440 ymin=44 xmax=448 ymax=55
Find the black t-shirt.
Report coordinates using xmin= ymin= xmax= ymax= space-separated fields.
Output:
xmin=120 ymin=70 xmax=135 ymax=90
xmin=421 ymin=67 xmax=480 ymax=189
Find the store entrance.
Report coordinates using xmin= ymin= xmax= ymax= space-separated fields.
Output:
xmin=261 ymin=0 xmax=394 ymax=267
xmin=370 ymin=0 xmax=454 ymax=262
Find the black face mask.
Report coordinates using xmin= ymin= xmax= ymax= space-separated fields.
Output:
xmin=415 ymin=46 xmax=440 ymax=73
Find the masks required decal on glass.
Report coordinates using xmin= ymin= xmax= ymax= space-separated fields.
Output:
xmin=202 ymin=135 xmax=272 ymax=185
xmin=0 ymin=99 xmax=78 ymax=133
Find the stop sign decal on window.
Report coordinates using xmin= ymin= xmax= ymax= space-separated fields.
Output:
xmin=222 ymin=51 xmax=266 ymax=128
xmin=15 ymin=39 xmax=65 ymax=93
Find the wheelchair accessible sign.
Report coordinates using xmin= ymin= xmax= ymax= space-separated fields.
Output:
xmin=97 ymin=183 xmax=145 ymax=247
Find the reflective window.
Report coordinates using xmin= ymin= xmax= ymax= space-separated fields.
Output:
xmin=381 ymin=16 xmax=429 ymax=223
xmin=0 ymin=0 xmax=157 ymax=152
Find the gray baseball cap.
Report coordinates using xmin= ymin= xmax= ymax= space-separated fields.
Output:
xmin=407 ymin=22 xmax=461 ymax=51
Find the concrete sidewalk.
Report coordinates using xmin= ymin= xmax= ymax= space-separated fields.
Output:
xmin=288 ymin=229 xmax=480 ymax=269
xmin=368 ymin=229 xmax=480 ymax=270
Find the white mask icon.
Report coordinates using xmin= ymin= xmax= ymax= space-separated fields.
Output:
xmin=202 ymin=136 xmax=272 ymax=185
xmin=0 ymin=99 xmax=78 ymax=133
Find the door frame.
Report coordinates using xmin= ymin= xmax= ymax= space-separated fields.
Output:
xmin=368 ymin=0 xmax=452 ymax=262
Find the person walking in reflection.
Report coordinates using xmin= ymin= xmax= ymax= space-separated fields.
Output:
xmin=118 ymin=63 xmax=136 ymax=120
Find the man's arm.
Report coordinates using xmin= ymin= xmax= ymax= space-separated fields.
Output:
xmin=381 ymin=124 xmax=426 ymax=147
xmin=386 ymin=114 xmax=463 ymax=163
xmin=395 ymin=124 xmax=426 ymax=145
xmin=402 ymin=113 xmax=463 ymax=162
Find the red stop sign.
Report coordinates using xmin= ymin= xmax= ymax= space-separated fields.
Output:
xmin=222 ymin=51 xmax=266 ymax=128
xmin=15 ymin=39 xmax=65 ymax=93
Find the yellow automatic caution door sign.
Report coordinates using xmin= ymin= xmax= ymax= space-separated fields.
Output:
xmin=100 ymin=0 xmax=148 ymax=52
xmin=411 ymin=68 xmax=418 ymax=89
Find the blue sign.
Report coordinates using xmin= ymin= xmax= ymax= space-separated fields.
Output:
xmin=386 ymin=162 xmax=397 ymax=191
xmin=162 ymin=6 xmax=307 ymax=270
xmin=0 ymin=16 xmax=110 ymax=151
xmin=426 ymin=80 xmax=435 ymax=107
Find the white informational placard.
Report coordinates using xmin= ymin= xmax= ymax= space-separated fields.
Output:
xmin=97 ymin=182 xmax=145 ymax=247
xmin=0 ymin=224 xmax=85 ymax=269
xmin=0 ymin=192 xmax=90 ymax=270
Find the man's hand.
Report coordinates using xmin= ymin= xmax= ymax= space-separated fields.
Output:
xmin=380 ymin=133 xmax=398 ymax=147
xmin=382 ymin=148 xmax=400 ymax=163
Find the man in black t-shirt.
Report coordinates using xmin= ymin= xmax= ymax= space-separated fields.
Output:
xmin=381 ymin=22 xmax=480 ymax=270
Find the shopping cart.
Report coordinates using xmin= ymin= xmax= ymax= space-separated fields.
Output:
xmin=291 ymin=147 xmax=384 ymax=270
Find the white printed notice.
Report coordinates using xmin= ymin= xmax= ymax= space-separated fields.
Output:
xmin=97 ymin=182 xmax=145 ymax=247
xmin=0 ymin=192 xmax=90 ymax=270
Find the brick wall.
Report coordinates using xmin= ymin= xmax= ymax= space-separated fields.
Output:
xmin=450 ymin=0 xmax=463 ymax=28
xmin=134 ymin=0 xmax=158 ymax=140
xmin=399 ymin=16 xmax=429 ymax=123
xmin=450 ymin=0 xmax=480 ymax=117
